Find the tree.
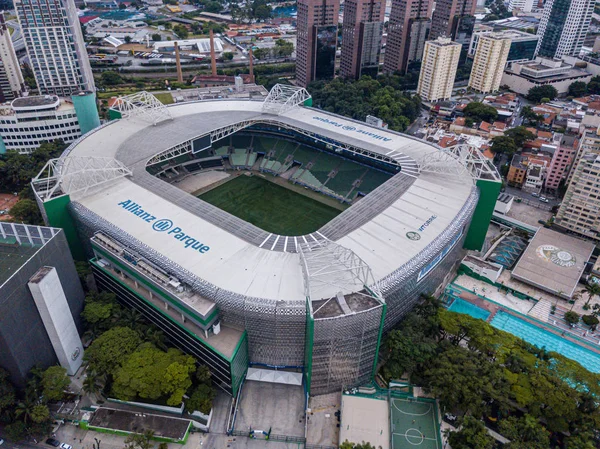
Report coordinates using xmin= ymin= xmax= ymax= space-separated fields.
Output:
xmin=100 ymin=71 xmax=123 ymax=86
xmin=124 ymin=36 xmax=132 ymax=44
xmin=9 ymin=199 xmax=43 ymax=225
xmin=490 ymin=136 xmax=518 ymax=156
xmin=583 ymin=282 xmax=600 ymax=308
xmin=184 ymin=383 xmax=215 ymax=414
xmin=462 ymin=102 xmax=498 ymax=123
xmin=222 ymin=51 xmax=234 ymax=61
xmin=125 ymin=430 xmax=155 ymax=449
xmin=0 ymin=367 xmax=16 ymax=413
xmin=82 ymin=301 xmax=114 ymax=327
xmin=568 ymin=81 xmax=588 ymax=98
xmin=504 ymin=126 xmax=535 ymax=148
xmin=582 ymin=314 xmax=599 ymax=330
xmin=41 ymin=366 xmax=70 ymax=401
xmin=339 ymin=442 xmax=376 ymax=449
xmin=152 ymin=33 xmax=161 ymax=41
xmin=84 ymin=326 xmax=142 ymax=376
xmin=447 ymin=416 xmax=494 ymax=449
xmin=173 ymin=25 xmax=189 ymax=39
xmin=254 ymin=3 xmax=272 ymax=19
xmin=588 ymin=75 xmax=600 ymax=95
xmin=564 ymin=311 xmax=580 ymax=325
xmin=274 ymin=39 xmax=294 ymax=58
xmin=4 ymin=421 xmax=28 ymax=441
xmin=526 ymin=85 xmax=558 ymax=103
xmin=82 ymin=374 xmax=102 ymax=398
xmin=30 ymin=404 xmax=50 ymax=423
xmin=498 ymin=415 xmax=550 ymax=449
xmin=203 ymin=1 xmax=221 ymax=13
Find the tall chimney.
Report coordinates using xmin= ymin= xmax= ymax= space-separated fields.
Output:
xmin=249 ymin=47 xmax=254 ymax=83
xmin=174 ymin=42 xmax=183 ymax=83
xmin=209 ymin=29 xmax=217 ymax=76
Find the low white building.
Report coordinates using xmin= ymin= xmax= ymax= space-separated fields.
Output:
xmin=153 ymin=38 xmax=224 ymax=54
xmin=494 ymin=193 xmax=514 ymax=215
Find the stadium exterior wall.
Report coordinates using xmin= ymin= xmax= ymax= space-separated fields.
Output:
xmin=69 ymin=184 xmax=478 ymax=394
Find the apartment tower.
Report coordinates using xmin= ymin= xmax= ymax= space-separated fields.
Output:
xmin=536 ymin=0 xmax=594 ymax=59
xmin=383 ymin=0 xmax=432 ymax=74
xmin=0 ymin=14 xmax=24 ymax=102
xmin=340 ymin=0 xmax=385 ymax=79
xmin=296 ymin=0 xmax=340 ymax=87
xmin=429 ymin=0 xmax=477 ymax=47
xmin=15 ymin=0 xmax=94 ymax=96
xmin=468 ymin=32 xmax=511 ymax=93
xmin=417 ymin=38 xmax=461 ymax=102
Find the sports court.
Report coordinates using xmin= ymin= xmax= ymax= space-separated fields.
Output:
xmin=339 ymin=394 xmax=389 ymax=449
xmin=390 ymin=396 xmax=442 ymax=449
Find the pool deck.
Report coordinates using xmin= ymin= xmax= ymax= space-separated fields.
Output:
xmin=450 ymin=282 xmax=600 ymax=359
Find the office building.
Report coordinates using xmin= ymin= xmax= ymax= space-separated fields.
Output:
xmin=296 ymin=0 xmax=340 ymax=87
xmin=508 ymin=0 xmax=535 ymax=13
xmin=15 ymin=0 xmax=95 ymax=96
xmin=417 ymin=38 xmax=461 ymax=102
xmin=536 ymin=0 xmax=594 ymax=59
xmin=0 ymin=222 xmax=84 ymax=388
xmin=340 ymin=0 xmax=385 ymax=79
xmin=545 ymin=134 xmax=578 ymax=192
xmin=469 ymin=29 xmax=538 ymax=63
xmin=468 ymin=32 xmax=511 ymax=93
xmin=555 ymin=153 xmax=600 ymax=241
xmin=383 ymin=0 xmax=432 ymax=74
xmin=0 ymin=93 xmax=100 ymax=154
xmin=0 ymin=14 xmax=24 ymax=102
xmin=429 ymin=0 xmax=476 ymax=48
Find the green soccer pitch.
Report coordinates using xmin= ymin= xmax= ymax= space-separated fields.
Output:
xmin=198 ymin=174 xmax=342 ymax=236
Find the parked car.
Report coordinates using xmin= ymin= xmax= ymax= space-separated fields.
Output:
xmin=46 ymin=439 xmax=60 ymax=447
xmin=539 ymin=197 xmax=549 ymax=203
xmin=60 ymin=444 xmax=73 ymax=449
xmin=532 ymin=192 xmax=540 ymax=197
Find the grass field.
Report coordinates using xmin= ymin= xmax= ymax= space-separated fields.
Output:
xmin=198 ymin=174 xmax=341 ymax=235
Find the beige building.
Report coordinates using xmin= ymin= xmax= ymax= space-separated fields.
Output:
xmin=556 ymin=153 xmax=600 ymax=242
xmin=417 ymin=37 xmax=461 ymax=102
xmin=468 ymin=33 xmax=511 ymax=93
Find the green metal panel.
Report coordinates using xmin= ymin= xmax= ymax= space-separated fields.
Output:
xmin=108 ymin=109 xmax=122 ymax=120
xmin=303 ymin=98 xmax=313 ymax=107
xmin=42 ymin=194 xmax=85 ymax=260
xmin=372 ymin=303 xmax=386 ymax=378
xmin=72 ymin=91 xmax=101 ymax=134
xmin=229 ymin=332 xmax=249 ymax=397
xmin=463 ymin=179 xmax=501 ymax=251
xmin=304 ymin=297 xmax=314 ymax=392
xmin=0 ymin=134 xmax=6 ymax=154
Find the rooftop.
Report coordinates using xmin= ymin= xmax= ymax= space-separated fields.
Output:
xmin=12 ymin=95 xmax=59 ymax=108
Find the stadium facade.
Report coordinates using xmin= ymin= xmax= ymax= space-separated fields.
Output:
xmin=32 ymin=86 xmax=500 ymax=396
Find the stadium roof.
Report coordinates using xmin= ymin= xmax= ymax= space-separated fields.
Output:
xmin=42 ymin=94 xmax=480 ymax=303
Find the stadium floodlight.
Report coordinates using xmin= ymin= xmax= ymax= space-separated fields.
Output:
xmin=31 ymin=157 xmax=132 ymax=201
xmin=109 ymin=91 xmax=173 ymax=125
xmin=299 ymin=238 xmax=383 ymax=311
xmin=262 ymin=84 xmax=312 ymax=115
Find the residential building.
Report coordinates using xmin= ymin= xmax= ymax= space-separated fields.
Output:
xmin=566 ymin=124 xmax=600 ymax=187
xmin=296 ymin=0 xmax=340 ymax=87
xmin=502 ymin=57 xmax=592 ymax=96
xmin=0 ymin=14 xmax=24 ymax=102
xmin=0 ymin=93 xmax=100 ymax=154
xmin=383 ymin=0 xmax=432 ymax=74
xmin=536 ymin=0 xmax=594 ymax=59
xmin=545 ymin=134 xmax=578 ymax=192
xmin=507 ymin=0 xmax=534 ymax=13
xmin=555 ymin=153 xmax=600 ymax=241
xmin=468 ymin=30 xmax=538 ymax=64
xmin=15 ymin=0 xmax=95 ymax=96
xmin=416 ymin=38 xmax=461 ymax=102
xmin=468 ymin=32 xmax=511 ymax=93
xmin=0 ymin=222 xmax=84 ymax=388
xmin=340 ymin=0 xmax=385 ymax=79
xmin=507 ymin=151 xmax=552 ymax=188
xmin=429 ymin=0 xmax=476 ymax=50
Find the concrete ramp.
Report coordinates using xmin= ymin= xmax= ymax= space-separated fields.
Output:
xmin=245 ymin=367 xmax=302 ymax=386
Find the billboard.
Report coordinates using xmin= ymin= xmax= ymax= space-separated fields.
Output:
xmin=192 ymin=134 xmax=212 ymax=154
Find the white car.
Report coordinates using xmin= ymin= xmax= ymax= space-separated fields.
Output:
xmin=0 ymin=438 xmax=4 ymax=445
xmin=60 ymin=444 xmax=72 ymax=449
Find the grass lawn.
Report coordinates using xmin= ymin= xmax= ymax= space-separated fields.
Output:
xmin=154 ymin=92 xmax=174 ymax=105
xmin=199 ymin=174 xmax=341 ymax=236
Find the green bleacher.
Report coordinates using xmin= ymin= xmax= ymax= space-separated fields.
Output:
xmin=325 ymin=163 xmax=366 ymax=198
xmin=356 ymin=169 xmax=392 ymax=194
xmin=230 ymin=135 xmax=249 ymax=149
xmin=215 ymin=146 xmax=229 ymax=156
xmin=247 ymin=153 xmax=257 ymax=167
xmin=253 ymin=136 xmax=279 ymax=153
xmin=230 ymin=148 xmax=247 ymax=167
xmin=309 ymin=153 xmax=342 ymax=184
xmin=290 ymin=146 xmax=316 ymax=166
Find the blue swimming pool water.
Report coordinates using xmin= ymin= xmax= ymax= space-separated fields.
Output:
xmin=490 ymin=310 xmax=600 ymax=373
xmin=447 ymin=298 xmax=490 ymax=321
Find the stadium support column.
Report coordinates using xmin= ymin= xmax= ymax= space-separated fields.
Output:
xmin=463 ymin=179 xmax=501 ymax=251
xmin=37 ymin=194 xmax=85 ymax=260
xmin=72 ymin=91 xmax=101 ymax=135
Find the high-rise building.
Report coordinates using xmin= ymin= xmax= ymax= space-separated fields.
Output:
xmin=555 ymin=153 xmax=600 ymax=242
xmin=417 ymin=37 xmax=461 ymax=102
xmin=15 ymin=0 xmax=95 ymax=96
xmin=507 ymin=0 xmax=534 ymax=12
xmin=0 ymin=14 xmax=24 ymax=102
xmin=296 ymin=0 xmax=340 ymax=87
xmin=468 ymin=32 xmax=511 ymax=93
xmin=429 ymin=0 xmax=476 ymax=49
xmin=340 ymin=0 xmax=385 ymax=79
xmin=383 ymin=0 xmax=432 ymax=74
xmin=0 ymin=222 xmax=84 ymax=387
xmin=536 ymin=0 xmax=594 ymax=59
xmin=469 ymin=29 xmax=538 ymax=64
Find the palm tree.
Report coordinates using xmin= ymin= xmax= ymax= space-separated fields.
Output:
xmin=15 ymin=397 xmax=38 ymax=423
xmin=584 ymin=283 xmax=600 ymax=309
xmin=144 ymin=327 xmax=167 ymax=351
xmin=570 ymin=291 xmax=582 ymax=311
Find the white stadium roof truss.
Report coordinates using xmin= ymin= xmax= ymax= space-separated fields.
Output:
xmin=299 ymin=239 xmax=383 ymax=311
xmin=110 ymin=91 xmax=173 ymax=125
xmin=262 ymin=84 xmax=312 ymax=115
xmin=418 ymin=144 xmax=501 ymax=182
xmin=31 ymin=157 xmax=132 ymax=200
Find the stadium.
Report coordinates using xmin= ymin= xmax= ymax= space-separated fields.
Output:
xmin=32 ymin=86 xmax=500 ymax=397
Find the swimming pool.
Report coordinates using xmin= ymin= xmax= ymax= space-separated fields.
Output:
xmin=490 ymin=310 xmax=600 ymax=373
xmin=447 ymin=298 xmax=490 ymax=321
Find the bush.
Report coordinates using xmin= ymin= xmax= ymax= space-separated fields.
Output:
xmin=582 ymin=314 xmax=599 ymax=328
xmin=564 ymin=311 xmax=580 ymax=325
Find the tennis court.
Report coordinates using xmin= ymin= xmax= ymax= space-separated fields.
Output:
xmin=390 ymin=397 xmax=442 ymax=449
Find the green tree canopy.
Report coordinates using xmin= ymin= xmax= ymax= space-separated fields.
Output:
xmin=588 ymin=75 xmax=600 ymax=95
xmin=100 ymin=71 xmax=123 ymax=86
xmin=462 ymin=102 xmax=498 ymax=123
xmin=568 ymin=81 xmax=588 ymax=98
xmin=41 ymin=366 xmax=70 ymax=401
xmin=0 ymin=367 xmax=16 ymax=413
xmin=447 ymin=416 xmax=495 ymax=449
xmin=85 ymin=326 xmax=143 ymax=376
xmin=490 ymin=135 xmax=518 ymax=156
xmin=498 ymin=415 xmax=550 ymax=449
xmin=526 ymin=85 xmax=558 ymax=103
xmin=184 ymin=383 xmax=215 ymax=414
xmin=9 ymin=199 xmax=43 ymax=225
xmin=504 ymin=126 xmax=535 ymax=148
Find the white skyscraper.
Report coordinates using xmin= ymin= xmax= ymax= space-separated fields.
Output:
xmin=536 ymin=0 xmax=594 ymax=59
xmin=0 ymin=13 xmax=24 ymax=102
xmin=507 ymin=0 xmax=534 ymax=13
xmin=15 ymin=0 xmax=94 ymax=96
xmin=417 ymin=38 xmax=461 ymax=102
